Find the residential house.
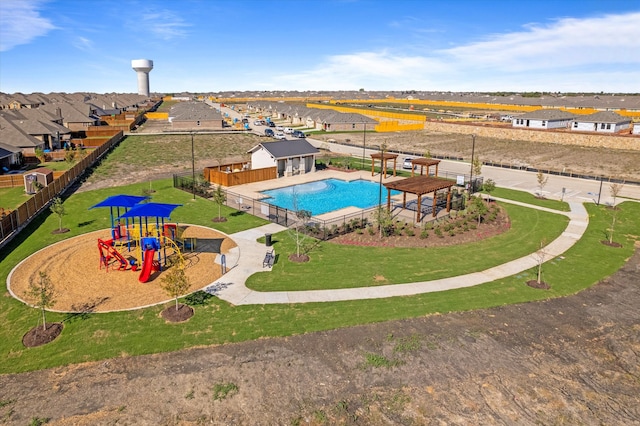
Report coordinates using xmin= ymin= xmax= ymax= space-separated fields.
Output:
xmin=512 ymin=109 xmax=575 ymax=129
xmin=169 ymin=102 xmax=224 ymax=130
xmin=570 ymin=111 xmax=632 ymax=133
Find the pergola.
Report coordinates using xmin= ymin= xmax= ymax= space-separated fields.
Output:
xmin=370 ymin=152 xmax=398 ymax=178
xmin=409 ymin=158 xmax=441 ymax=177
xmin=384 ymin=175 xmax=456 ymax=222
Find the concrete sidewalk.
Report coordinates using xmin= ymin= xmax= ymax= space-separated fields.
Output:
xmin=208 ymin=201 xmax=589 ymax=305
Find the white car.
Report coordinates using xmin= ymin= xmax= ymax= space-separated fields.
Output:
xmin=274 ymin=133 xmax=286 ymax=140
xmin=283 ymin=127 xmax=294 ymax=134
xmin=403 ymin=157 xmax=416 ymax=170
xmin=275 ymin=125 xmax=284 ymax=131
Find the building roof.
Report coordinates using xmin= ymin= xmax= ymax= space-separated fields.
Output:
xmin=517 ymin=109 xmax=576 ymax=120
xmin=249 ymin=140 xmax=319 ymax=159
xmin=170 ymin=101 xmax=222 ymax=121
xmin=573 ymin=111 xmax=631 ymax=124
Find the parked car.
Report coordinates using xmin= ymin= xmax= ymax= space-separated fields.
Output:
xmin=292 ymin=130 xmax=306 ymax=138
xmin=275 ymin=125 xmax=284 ymax=131
xmin=266 ymin=121 xmax=276 ymax=127
xmin=283 ymin=127 xmax=294 ymax=134
xmin=264 ymin=128 xmax=275 ymax=137
xmin=274 ymin=133 xmax=286 ymax=140
xmin=254 ymin=120 xmax=265 ymax=126
xmin=403 ymin=157 xmax=416 ymax=170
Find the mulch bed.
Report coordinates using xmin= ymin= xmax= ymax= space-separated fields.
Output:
xmin=212 ymin=217 xmax=228 ymax=223
xmin=526 ymin=279 xmax=550 ymax=290
xmin=23 ymin=323 xmax=63 ymax=347
xmin=161 ymin=303 xmax=194 ymax=322
xmin=330 ymin=206 xmax=510 ymax=249
xmin=288 ymin=254 xmax=310 ymax=263
xmin=601 ymin=240 xmax=622 ymax=248
xmin=51 ymin=228 xmax=70 ymax=234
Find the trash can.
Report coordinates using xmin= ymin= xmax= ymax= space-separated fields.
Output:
xmin=265 ymin=233 xmax=272 ymax=247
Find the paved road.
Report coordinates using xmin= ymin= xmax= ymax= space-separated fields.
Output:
xmin=306 ymin=139 xmax=640 ymax=206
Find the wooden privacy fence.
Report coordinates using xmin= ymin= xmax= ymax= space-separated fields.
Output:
xmin=0 ymin=131 xmax=124 ymax=246
xmin=205 ymin=165 xmax=277 ymax=186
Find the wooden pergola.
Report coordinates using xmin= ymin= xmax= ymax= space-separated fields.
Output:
xmin=384 ymin=175 xmax=456 ymax=222
xmin=370 ymin=152 xmax=398 ymax=178
xmin=409 ymin=158 xmax=441 ymax=177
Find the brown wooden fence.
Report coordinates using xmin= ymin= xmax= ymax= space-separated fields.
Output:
xmin=205 ymin=164 xmax=277 ymax=186
xmin=0 ymin=131 xmax=124 ymax=247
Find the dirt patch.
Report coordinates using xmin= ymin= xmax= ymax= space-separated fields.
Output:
xmin=22 ymin=323 xmax=63 ymax=347
xmin=1 ymin=250 xmax=639 ymax=424
xmin=160 ymin=303 xmax=194 ymax=322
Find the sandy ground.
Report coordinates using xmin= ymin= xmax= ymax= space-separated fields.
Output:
xmin=9 ymin=226 xmax=236 ymax=312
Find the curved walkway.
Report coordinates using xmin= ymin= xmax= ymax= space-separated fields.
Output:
xmin=208 ymin=200 xmax=589 ymax=305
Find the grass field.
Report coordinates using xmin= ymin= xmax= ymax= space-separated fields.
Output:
xmin=1 ymin=134 xmax=638 ymax=374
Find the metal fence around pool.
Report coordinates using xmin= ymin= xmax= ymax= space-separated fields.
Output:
xmin=173 ymin=173 xmax=464 ymax=241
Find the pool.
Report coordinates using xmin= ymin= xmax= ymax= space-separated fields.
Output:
xmin=261 ymin=178 xmax=399 ymax=216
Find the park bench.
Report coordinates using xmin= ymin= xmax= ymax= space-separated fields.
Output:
xmin=263 ymin=249 xmax=275 ymax=268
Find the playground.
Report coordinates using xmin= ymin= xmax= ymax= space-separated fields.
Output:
xmin=8 ymin=195 xmax=238 ymax=312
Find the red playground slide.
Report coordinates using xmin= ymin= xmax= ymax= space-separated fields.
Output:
xmin=98 ymin=239 xmax=128 ymax=271
xmin=138 ymin=249 xmax=156 ymax=283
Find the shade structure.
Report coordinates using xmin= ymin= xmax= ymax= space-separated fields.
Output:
xmin=117 ymin=202 xmax=182 ymax=220
xmin=90 ymin=195 xmax=150 ymax=209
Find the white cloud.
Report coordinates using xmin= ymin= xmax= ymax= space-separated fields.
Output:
xmin=72 ymin=36 xmax=94 ymax=52
xmin=268 ymin=11 xmax=640 ymax=91
xmin=0 ymin=0 xmax=56 ymax=51
xmin=141 ymin=9 xmax=190 ymax=40
xmin=441 ymin=12 xmax=640 ymax=71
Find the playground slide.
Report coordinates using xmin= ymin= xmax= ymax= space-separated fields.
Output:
xmin=138 ymin=249 xmax=156 ymax=283
xmin=98 ymin=239 xmax=128 ymax=271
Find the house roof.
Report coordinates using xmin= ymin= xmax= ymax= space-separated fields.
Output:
xmin=517 ymin=109 xmax=576 ymax=120
xmin=170 ymin=102 xmax=222 ymax=121
xmin=573 ymin=111 xmax=631 ymax=124
xmin=249 ymin=140 xmax=319 ymax=159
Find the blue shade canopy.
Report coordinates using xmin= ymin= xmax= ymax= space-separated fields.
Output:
xmin=90 ymin=195 xmax=150 ymax=209
xmin=117 ymin=203 xmax=182 ymax=219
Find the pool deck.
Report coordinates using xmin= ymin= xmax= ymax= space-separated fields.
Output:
xmin=226 ymin=168 xmax=407 ymax=221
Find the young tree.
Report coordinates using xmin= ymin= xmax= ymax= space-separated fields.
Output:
xmin=35 ymin=147 xmax=46 ymax=163
xmin=536 ymin=171 xmax=549 ymax=198
xmin=607 ymin=206 xmax=619 ymax=245
xmin=289 ymin=187 xmax=311 ymax=257
xmin=469 ymin=196 xmax=488 ymax=226
xmin=535 ymin=239 xmax=547 ymax=286
xmin=472 ymin=156 xmax=483 ymax=178
xmin=50 ymin=197 xmax=67 ymax=232
xmin=64 ymin=150 xmax=76 ymax=164
xmin=483 ymin=178 xmax=496 ymax=202
xmin=212 ymin=184 xmax=227 ymax=220
xmin=609 ymin=182 xmax=624 ymax=207
xmin=25 ymin=272 xmax=57 ymax=331
xmin=161 ymin=267 xmax=191 ymax=311
xmin=374 ymin=206 xmax=394 ymax=238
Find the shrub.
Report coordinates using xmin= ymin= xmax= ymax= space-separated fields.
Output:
xmin=434 ymin=227 xmax=444 ymax=238
xmin=405 ymin=227 xmax=415 ymax=237
xmin=419 ymin=230 xmax=429 ymax=239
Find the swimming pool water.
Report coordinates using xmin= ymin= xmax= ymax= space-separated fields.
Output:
xmin=261 ymin=178 xmax=399 ymax=216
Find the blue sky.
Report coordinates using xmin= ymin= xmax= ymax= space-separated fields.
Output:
xmin=1 ymin=0 xmax=639 ymax=94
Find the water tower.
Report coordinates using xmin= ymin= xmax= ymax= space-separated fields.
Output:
xmin=131 ymin=59 xmax=153 ymax=96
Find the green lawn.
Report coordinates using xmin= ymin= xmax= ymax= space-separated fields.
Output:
xmin=1 ymin=132 xmax=637 ymax=374
xmin=1 ymin=179 xmax=637 ymax=374
xmin=247 ymin=203 xmax=568 ymax=291
xmin=482 ymin=186 xmax=570 ymax=211
xmin=0 ymin=186 xmax=30 ymax=211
